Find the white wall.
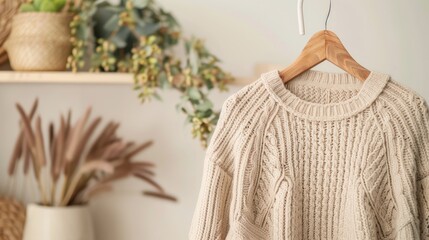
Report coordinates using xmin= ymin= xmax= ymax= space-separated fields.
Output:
xmin=1 ymin=0 xmax=428 ymax=239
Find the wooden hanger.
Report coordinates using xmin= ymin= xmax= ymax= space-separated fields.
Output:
xmin=279 ymin=30 xmax=370 ymax=83
xmin=280 ymin=0 xmax=370 ymax=83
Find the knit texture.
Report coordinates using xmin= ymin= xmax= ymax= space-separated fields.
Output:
xmin=189 ymin=70 xmax=429 ymax=240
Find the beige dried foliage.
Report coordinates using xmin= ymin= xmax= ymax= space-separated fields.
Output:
xmin=8 ymin=100 xmax=176 ymax=206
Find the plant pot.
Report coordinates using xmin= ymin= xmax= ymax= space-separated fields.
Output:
xmin=4 ymin=12 xmax=72 ymax=71
xmin=23 ymin=204 xmax=95 ymax=240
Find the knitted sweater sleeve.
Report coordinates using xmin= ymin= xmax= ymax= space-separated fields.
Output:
xmin=189 ymin=96 xmax=237 ymax=240
xmin=416 ymin=97 xmax=429 ymax=239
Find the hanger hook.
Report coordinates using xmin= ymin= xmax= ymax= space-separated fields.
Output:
xmin=325 ymin=0 xmax=332 ymax=30
xmin=298 ymin=0 xmax=305 ymax=35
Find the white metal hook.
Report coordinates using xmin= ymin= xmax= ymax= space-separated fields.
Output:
xmin=325 ymin=0 xmax=332 ymax=30
xmin=297 ymin=0 xmax=333 ymax=35
xmin=297 ymin=0 xmax=305 ymax=35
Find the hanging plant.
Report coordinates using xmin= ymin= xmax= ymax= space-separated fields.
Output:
xmin=67 ymin=0 xmax=234 ymax=147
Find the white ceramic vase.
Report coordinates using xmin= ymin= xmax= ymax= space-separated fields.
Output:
xmin=23 ymin=204 xmax=95 ymax=240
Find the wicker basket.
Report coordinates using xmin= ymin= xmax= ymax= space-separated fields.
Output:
xmin=0 ymin=0 xmax=27 ymax=65
xmin=4 ymin=12 xmax=72 ymax=71
xmin=0 ymin=198 xmax=26 ymax=240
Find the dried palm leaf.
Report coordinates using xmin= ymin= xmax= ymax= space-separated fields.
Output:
xmin=15 ymin=105 xmax=49 ymax=204
xmin=88 ymin=122 xmax=115 ymax=150
xmin=93 ymin=167 xmax=131 ymax=187
xmin=124 ymin=141 xmax=153 ymax=160
xmin=88 ymin=122 xmax=120 ymax=155
xmin=16 ymin=104 xmax=40 ymax=180
xmin=49 ymin=123 xmax=57 ymax=170
xmin=52 ymin=115 xmax=67 ymax=181
xmin=65 ymin=107 xmax=92 ymax=163
xmin=34 ymin=116 xmax=47 ymax=167
xmin=61 ymin=160 xmax=115 ymax=206
xmin=23 ymin=141 xmax=32 ymax=175
xmin=100 ymin=141 xmax=127 ymax=161
xmin=133 ymin=172 xmax=164 ymax=192
xmin=8 ymin=133 xmax=23 ymax=176
xmin=64 ymin=117 xmax=102 ymax=178
xmin=10 ymin=100 xmax=175 ymax=206
xmin=29 ymin=99 xmax=39 ymax=119
xmin=9 ymin=99 xmax=44 ymax=176
xmin=72 ymin=117 xmax=101 ymax=162
xmin=129 ymin=161 xmax=155 ymax=168
xmin=65 ymin=110 xmax=72 ymax=139
xmin=61 ymin=116 xmax=102 ymax=201
xmin=79 ymin=160 xmax=114 ymax=175
xmin=49 ymin=123 xmax=55 ymax=151
xmin=26 ymin=100 xmax=39 ymax=174
xmin=133 ymin=167 xmax=155 ymax=176
xmin=69 ymin=167 xmax=129 ymax=205
xmin=143 ymin=191 xmax=177 ymax=202
xmin=15 ymin=104 xmax=36 ymax=149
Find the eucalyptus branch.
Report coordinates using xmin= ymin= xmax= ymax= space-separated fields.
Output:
xmin=67 ymin=0 xmax=234 ymax=147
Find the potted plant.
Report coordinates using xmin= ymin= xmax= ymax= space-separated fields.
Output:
xmin=4 ymin=0 xmax=73 ymax=71
xmin=67 ymin=0 xmax=234 ymax=147
xmin=7 ymin=99 xmax=175 ymax=240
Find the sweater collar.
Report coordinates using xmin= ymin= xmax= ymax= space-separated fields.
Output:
xmin=262 ymin=70 xmax=390 ymax=121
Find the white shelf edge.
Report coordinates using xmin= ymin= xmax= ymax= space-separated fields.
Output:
xmin=0 ymin=71 xmax=253 ymax=86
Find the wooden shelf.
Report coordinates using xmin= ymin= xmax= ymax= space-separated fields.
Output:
xmin=0 ymin=71 xmax=252 ymax=85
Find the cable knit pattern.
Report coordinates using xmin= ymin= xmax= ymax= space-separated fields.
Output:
xmin=189 ymin=70 xmax=429 ymax=240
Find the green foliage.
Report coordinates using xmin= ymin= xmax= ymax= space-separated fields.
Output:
xmin=67 ymin=0 xmax=97 ymax=71
xmin=67 ymin=0 xmax=234 ymax=147
xmin=19 ymin=3 xmax=36 ymax=12
xmin=91 ymin=39 xmax=117 ymax=72
xmin=19 ymin=0 xmax=67 ymax=13
xmin=34 ymin=0 xmax=44 ymax=9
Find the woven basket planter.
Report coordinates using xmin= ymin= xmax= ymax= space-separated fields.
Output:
xmin=4 ymin=12 xmax=72 ymax=71
xmin=0 ymin=198 xmax=26 ymax=240
xmin=0 ymin=0 xmax=27 ymax=65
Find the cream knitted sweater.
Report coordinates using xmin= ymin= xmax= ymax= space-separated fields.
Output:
xmin=189 ymin=70 xmax=429 ymax=240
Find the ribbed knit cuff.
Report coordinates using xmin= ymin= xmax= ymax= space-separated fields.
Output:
xmin=189 ymin=160 xmax=232 ymax=240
